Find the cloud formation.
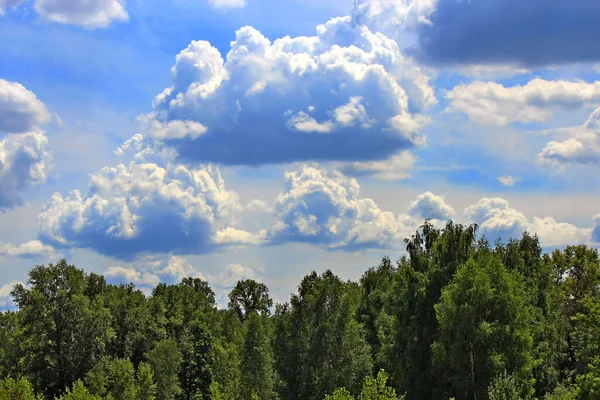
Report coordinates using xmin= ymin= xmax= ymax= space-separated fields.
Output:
xmin=143 ymin=12 xmax=434 ymax=168
xmin=538 ymin=107 xmax=600 ymax=166
xmin=464 ymin=197 xmax=592 ymax=248
xmin=37 ymin=142 xmax=259 ymax=259
xmin=0 ymin=79 xmax=50 ymax=134
xmin=34 ymin=0 xmax=128 ymax=29
xmin=268 ymin=166 xmax=417 ymax=250
xmin=446 ymin=78 xmax=600 ymax=126
xmin=0 ymin=281 xmax=20 ymax=310
xmin=408 ymin=191 xmax=455 ymax=220
xmin=1 ymin=131 xmax=52 ymax=209
xmin=415 ymin=0 xmax=600 ymax=67
xmin=0 ymin=0 xmax=22 ymax=15
xmin=0 ymin=240 xmax=55 ymax=259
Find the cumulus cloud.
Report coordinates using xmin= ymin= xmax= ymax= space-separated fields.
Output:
xmin=497 ymin=176 xmax=517 ymax=187
xmin=143 ymin=12 xmax=434 ymax=169
xmin=538 ymin=107 xmax=600 ymax=166
xmin=1 ymin=131 xmax=52 ymax=209
xmin=415 ymin=0 xmax=600 ymax=67
xmin=464 ymin=197 xmax=592 ymax=248
xmin=0 ymin=281 xmax=20 ymax=310
xmin=0 ymin=80 xmax=52 ymax=209
xmin=0 ymin=79 xmax=50 ymax=134
xmin=446 ymin=78 xmax=600 ymax=126
xmin=408 ymin=191 xmax=455 ymax=220
xmin=268 ymin=166 xmax=417 ymax=250
xmin=208 ymin=0 xmax=245 ymax=9
xmin=37 ymin=143 xmax=260 ymax=259
xmin=105 ymin=266 xmax=161 ymax=287
xmin=34 ymin=0 xmax=128 ymax=29
xmin=0 ymin=240 xmax=55 ymax=259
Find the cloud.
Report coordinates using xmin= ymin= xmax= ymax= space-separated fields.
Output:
xmin=538 ymin=107 xmax=600 ymax=166
xmin=497 ymin=176 xmax=517 ymax=187
xmin=105 ymin=266 xmax=161 ymax=287
xmin=37 ymin=142 xmax=259 ymax=259
xmin=0 ymin=79 xmax=50 ymax=134
xmin=0 ymin=0 xmax=22 ymax=15
xmin=0 ymin=240 xmax=55 ymax=259
xmin=408 ymin=191 xmax=455 ymax=220
xmin=464 ymin=197 xmax=592 ymax=248
xmin=34 ymin=0 xmax=128 ymax=29
xmin=446 ymin=78 xmax=600 ymax=126
xmin=336 ymin=148 xmax=417 ymax=181
xmin=414 ymin=0 xmax=600 ymax=67
xmin=143 ymin=13 xmax=434 ymax=168
xmin=1 ymin=131 xmax=52 ymax=209
xmin=208 ymin=0 xmax=245 ymax=9
xmin=593 ymin=215 xmax=600 ymax=243
xmin=0 ymin=281 xmax=20 ymax=310
xmin=268 ymin=166 xmax=417 ymax=250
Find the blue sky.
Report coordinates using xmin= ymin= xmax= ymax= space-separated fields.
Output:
xmin=2 ymin=0 xmax=600 ymax=308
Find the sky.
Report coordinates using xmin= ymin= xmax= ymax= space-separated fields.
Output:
xmin=2 ymin=0 xmax=600 ymax=309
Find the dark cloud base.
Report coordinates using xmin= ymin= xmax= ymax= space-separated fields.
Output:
xmin=415 ymin=0 xmax=600 ymax=67
xmin=171 ymin=128 xmax=413 ymax=166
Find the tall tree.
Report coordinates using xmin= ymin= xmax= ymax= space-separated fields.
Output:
xmin=179 ymin=321 xmax=213 ymax=400
xmin=240 ymin=312 xmax=275 ymax=400
xmin=11 ymin=260 xmax=113 ymax=397
xmin=274 ymin=270 xmax=372 ymax=400
xmin=228 ymin=280 xmax=273 ymax=322
xmin=433 ymin=253 xmax=533 ymax=400
xmin=147 ymin=339 xmax=182 ymax=400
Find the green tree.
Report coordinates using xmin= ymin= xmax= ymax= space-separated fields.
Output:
xmin=179 ymin=321 xmax=213 ymax=400
xmin=136 ymin=362 xmax=157 ymax=400
xmin=147 ymin=339 xmax=182 ymax=400
xmin=0 ymin=377 xmax=41 ymax=400
xmin=274 ymin=271 xmax=372 ymax=400
xmin=228 ymin=280 xmax=273 ymax=322
xmin=488 ymin=372 xmax=521 ymax=400
xmin=11 ymin=260 xmax=114 ymax=397
xmin=388 ymin=221 xmax=478 ymax=399
xmin=107 ymin=358 xmax=137 ymax=400
xmin=57 ymin=380 xmax=101 ymax=400
xmin=433 ymin=253 xmax=533 ymax=400
xmin=240 ymin=312 xmax=275 ymax=399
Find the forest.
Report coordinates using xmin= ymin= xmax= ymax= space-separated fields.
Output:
xmin=1 ymin=221 xmax=599 ymax=400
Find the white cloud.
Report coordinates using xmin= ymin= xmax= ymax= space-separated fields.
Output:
xmin=143 ymin=13 xmax=435 ymax=170
xmin=208 ymin=0 xmax=246 ymax=10
xmin=0 ymin=281 xmax=21 ymax=310
xmin=464 ymin=197 xmax=592 ymax=248
xmin=351 ymin=0 xmax=438 ymax=33
xmin=105 ymin=266 xmax=161 ymax=287
xmin=0 ymin=240 xmax=55 ymax=259
xmin=268 ymin=166 xmax=418 ymax=250
xmin=0 ymin=0 xmax=22 ymax=15
xmin=497 ymin=175 xmax=517 ymax=187
xmin=538 ymin=107 xmax=600 ymax=166
xmin=446 ymin=78 xmax=600 ymax=126
xmin=408 ymin=191 xmax=455 ymax=220
xmin=337 ymin=151 xmax=416 ymax=181
xmin=34 ymin=0 xmax=128 ymax=29
xmin=1 ymin=131 xmax=52 ymax=209
xmin=37 ymin=145 xmax=258 ymax=259
xmin=0 ymin=79 xmax=50 ymax=134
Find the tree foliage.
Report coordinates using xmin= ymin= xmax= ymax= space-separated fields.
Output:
xmin=0 ymin=221 xmax=599 ymax=400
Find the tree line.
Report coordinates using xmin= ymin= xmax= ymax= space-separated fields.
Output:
xmin=1 ymin=221 xmax=599 ymax=399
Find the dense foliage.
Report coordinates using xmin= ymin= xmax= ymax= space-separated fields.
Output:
xmin=1 ymin=221 xmax=599 ymax=399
